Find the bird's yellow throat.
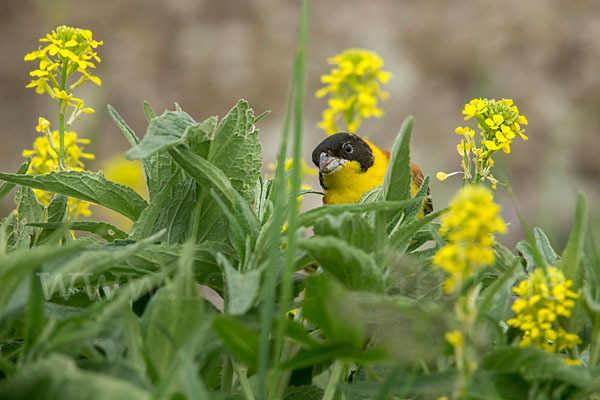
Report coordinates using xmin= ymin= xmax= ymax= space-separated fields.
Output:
xmin=322 ymin=139 xmax=389 ymax=204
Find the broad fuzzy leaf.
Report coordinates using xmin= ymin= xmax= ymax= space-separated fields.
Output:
xmin=0 ymin=171 xmax=148 ymax=222
xmin=141 ymin=242 xmax=205 ymax=379
xmin=302 ymin=274 xmax=364 ymax=349
xmin=383 ymin=116 xmax=414 ymax=203
xmin=0 ymin=354 xmax=149 ymax=400
xmin=0 ymin=159 xmax=30 ymax=201
xmin=29 ymin=221 xmax=128 ymax=242
xmin=219 ymin=253 xmax=261 ymax=315
xmin=212 ymin=316 xmax=259 ymax=370
xmin=298 ymin=236 xmax=383 ymax=291
xmin=313 ymin=213 xmax=375 ymax=253
xmin=298 ymin=198 xmax=420 ymax=228
xmin=36 ymin=194 xmax=68 ymax=245
xmin=126 ymin=110 xmax=196 ymax=160
xmin=13 ymin=185 xmax=44 ymax=247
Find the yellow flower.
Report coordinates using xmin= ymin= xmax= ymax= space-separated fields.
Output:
xmin=101 ymin=155 xmax=147 ymax=199
xmin=456 ymin=141 xmax=470 ymax=156
xmin=436 ymin=172 xmax=449 ymax=181
xmin=462 ymin=98 xmax=488 ymax=120
xmin=455 ymin=126 xmax=475 ymax=137
xmin=484 ymin=114 xmax=504 ymax=130
xmin=433 ymin=186 xmax=506 ymax=293
xmin=36 ymin=117 xmax=51 ymax=133
xmin=507 ymin=266 xmax=581 ymax=358
xmin=445 ymin=330 xmax=464 ymax=347
xmin=22 ymin=130 xmax=95 ymax=219
xmin=316 ymin=48 xmax=391 ymax=135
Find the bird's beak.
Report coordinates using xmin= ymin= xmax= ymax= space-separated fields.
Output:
xmin=319 ymin=152 xmax=344 ymax=175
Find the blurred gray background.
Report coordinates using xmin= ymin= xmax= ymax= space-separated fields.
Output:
xmin=1 ymin=0 xmax=599 ymax=249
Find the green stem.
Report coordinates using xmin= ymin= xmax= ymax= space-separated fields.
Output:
xmin=269 ymin=2 xmax=310 ymax=399
xmin=58 ymin=61 xmax=68 ymax=169
xmin=589 ymin=316 xmax=600 ymax=367
xmin=323 ymin=360 xmax=345 ymax=400
xmin=232 ymin=359 xmax=256 ymax=400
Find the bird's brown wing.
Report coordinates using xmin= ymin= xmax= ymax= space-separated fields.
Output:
xmin=410 ymin=162 xmax=433 ymax=216
xmin=381 ymin=149 xmax=433 ymax=215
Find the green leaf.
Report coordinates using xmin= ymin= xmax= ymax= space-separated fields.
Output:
xmin=108 ymin=104 xmax=141 ymax=146
xmin=494 ymin=242 xmax=521 ymax=272
xmin=404 ymin=175 xmax=431 ymax=221
xmin=0 ymin=159 xmax=30 ymax=201
xmin=36 ymin=194 xmax=68 ymax=245
xmin=219 ymin=253 xmax=261 ymax=316
xmin=149 ymin=172 xmax=196 ymax=244
xmin=0 ymin=213 xmax=16 ymax=251
xmin=559 ymin=192 xmax=588 ymax=287
xmin=143 ymin=100 xmax=157 ymax=122
xmin=28 ymin=221 xmax=128 ymax=242
xmin=128 ymin=170 xmax=182 ymax=242
xmin=126 ymin=110 xmax=196 ymax=160
xmin=209 ymin=99 xmax=262 ymax=204
xmin=298 ymin=236 xmax=383 ymax=291
xmin=13 ymin=185 xmax=44 ymax=248
xmin=43 ymin=232 xmax=164 ymax=294
xmin=0 ymin=354 xmax=150 ymax=400
xmin=273 ymin=317 xmax=320 ymax=349
xmin=477 ymin=259 xmax=520 ymax=317
xmin=279 ymin=343 xmax=354 ymax=370
xmin=0 ymin=244 xmax=83 ymax=322
xmin=122 ymin=241 xmax=232 ymax=291
xmin=169 ymin=146 xmax=258 ymax=243
xmin=481 ymin=346 xmax=588 ymax=385
xmin=302 ymin=274 xmax=364 ymax=349
xmin=0 ymin=171 xmax=148 ymax=221
xmin=298 ymin=198 xmax=420 ymax=228
xmin=387 ymin=209 xmax=444 ymax=253
xmin=184 ymin=116 xmax=217 ymax=158
xmin=212 ymin=315 xmax=258 ymax=370
xmin=534 ymin=227 xmax=560 ymax=266
xmin=108 ymin=103 xmax=167 ymax=202
xmin=283 ymin=385 xmax=325 ymax=400
xmin=383 ymin=116 xmax=414 ymax=203
xmin=23 ymin=268 xmax=45 ymax=358
xmin=141 ymin=242 xmax=204 ymax=379
xmin=313 ymin=213 xmax=375 ymax=253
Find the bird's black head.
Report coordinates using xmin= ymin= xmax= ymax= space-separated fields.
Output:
xmin=311 ymin=132 xmax=374 ymax=174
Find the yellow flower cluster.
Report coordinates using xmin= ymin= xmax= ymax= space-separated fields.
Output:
xmin=25 ymin=26 xmax=101 ymax=135
xmin=433 ymin=186 xmax=506 ymax=293
xmin=507 ymin=267 xmax=581 ymax=361
xmin=316 ymin=49 xmax=392 ymax=135
xmin=22 ymin=128 xmax=95 ymax=219
xmin=438 ymin=98 xmax=528 ymax=189
xmin=25 ymin=25 xmax=102 ymax=94
xmin=461 ymin=98 xmax=528 ymax=154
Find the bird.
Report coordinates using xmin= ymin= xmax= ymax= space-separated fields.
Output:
xmin=311 ymin=132 xmax=433 ymax=215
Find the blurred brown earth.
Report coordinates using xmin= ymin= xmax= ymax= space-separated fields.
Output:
xmin=1 ymin=0 xmax=599 ymax=248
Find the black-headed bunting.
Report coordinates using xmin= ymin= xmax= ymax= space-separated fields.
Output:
xmin=312 ymin=132 xmax=433 ymax=215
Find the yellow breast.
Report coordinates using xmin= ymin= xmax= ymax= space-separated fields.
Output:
xmin=322 ymin=139 xmax=389 ymax=204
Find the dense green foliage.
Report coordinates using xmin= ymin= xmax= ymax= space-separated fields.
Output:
xmin=1 ymin=1 xmax=599 ymax=399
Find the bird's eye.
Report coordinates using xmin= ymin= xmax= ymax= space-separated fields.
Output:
xmin=343 ymin=143 xmax=353 ymax=153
